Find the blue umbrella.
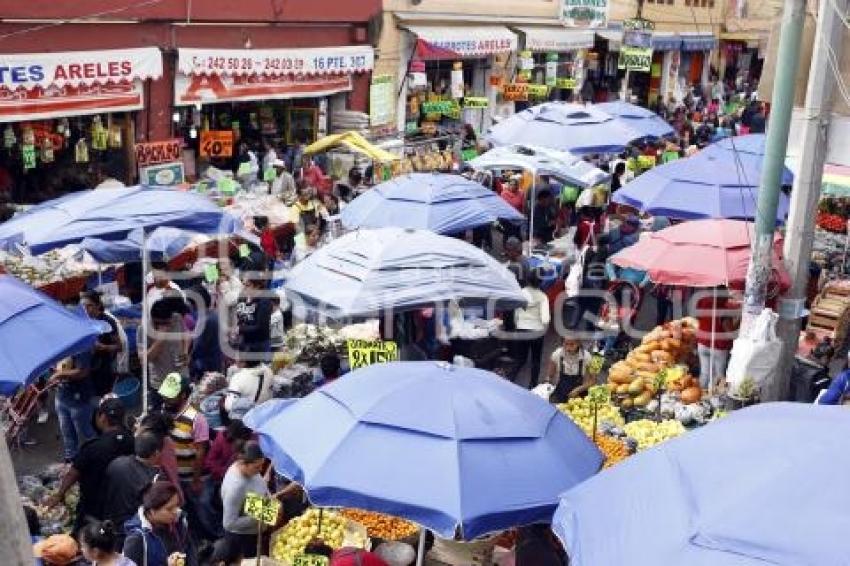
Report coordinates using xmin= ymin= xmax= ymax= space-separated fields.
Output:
xmin=340 ymin=173 xmax=523 ymax=234
xmin=0 ymin=185 xmax=240 ymax=254
xmin=245 ymin=361 xmax=603 ymax=539
xmin=486 ymin=103 xmax=673 ymax=155
xmin=0 ymin=276 xmax=107 ymax=394
xmin=595 ymin=101 xmax=676 ymax=139
xmin=79 ymin=227 xmax=194 ymax=263
xmin=284 ymin=228 xmax=527 ymax=319
xmin=553 ymin=403 xmax=850 ymax=566
xmin=612 ymin=135 xmax=792 ymax=221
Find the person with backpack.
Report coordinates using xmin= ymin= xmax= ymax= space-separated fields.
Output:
xmin=123 ymin=481 xmax=195 ymax=566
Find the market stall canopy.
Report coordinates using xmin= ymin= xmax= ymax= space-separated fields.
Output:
xmin=613 ymin=134 xmax=793 ymax=221
xmin=403 ymin=24 xmax=518 ymax=59
xmin=339 ymin=173 xmax=523 ymax=234
xmin=0 ymin=186 xmax=240 ymax=255
xmin=609 ymin=219 xmax=790 ymax=289
xmin=79 ymin=227 xmax=195 ymax=264
xmin=174 ymin=45 xmax=374 ymax=105
xmin=245 ymin=361 xmax=603 ymax=539
xmin=595 ymin=101 xmax=678 ymax=139
xmin=284 ymin=228 xmax=527 ymax=319
xmin=468 ymin=145 xmax=610 ymax=189
xmin=553 ymin=403 xmax=850 ymax=566
xmin=304 ymin=131 xmax=399 ymax=162
xmin=514 ymin=27 xmax=595 ymax=51
xmin=485 ymin=103 xmax=674 ymax=155
xmin=0 ymin=276 xmax=108 ymax=394
xmin=784 ymin=160 xmax=850 ymax=197
xmin=0 ymin=47 xmax=163 ymax=122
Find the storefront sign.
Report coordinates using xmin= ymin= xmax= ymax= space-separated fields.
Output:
xmin=177 ymin=46 xmax=373 ymax=78
xmin=199 ymin=130 xmax=234 ymax=158
xmin=463 ymin=97 xmax=489 ymax=109
xmin=135 ymin=139 xmax=182 ymax=168
xmin=347 ymin=339 xmax=399 ymax=369
xmin=243 ymin=492 xmax=280 ymax=526
xmin=406 ymin=25 xmax=518 ymax=58
xmin=175 ymin=72 xmax=352 ymax=106
xmin=560 ymin=0 xmax=609 ymax=29
xmin=502 ymin=83 xmax=529 ymax=102
xmin=556 ymin=77 xmax=578 ymax=89
xmin=527 ymin=84 xmax=550 ymax=98
xmin=140 ymin=162 xmax=185 ymax=187
xmin=618 ymin=47 xmax=653 ymax=72
xmin=369 ymin=75 xmax=394 ymax=126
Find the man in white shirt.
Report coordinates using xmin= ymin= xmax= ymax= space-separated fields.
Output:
xmin=508 ymin=270 xmax=551 ymax=388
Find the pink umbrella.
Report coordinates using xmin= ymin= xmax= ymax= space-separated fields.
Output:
xmin=610 ymin=219 xmax=790 ymax=291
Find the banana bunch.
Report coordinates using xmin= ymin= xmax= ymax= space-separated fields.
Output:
xmin=558 ymin=396 xmax=624 ymax=436
xmin=623 ymin=419 xmax=686 ymax=451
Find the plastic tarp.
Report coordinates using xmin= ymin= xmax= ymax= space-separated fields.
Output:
xmin=0 ymin=186 xmax=240 ymax=255
xmin=613 ymin=134 xmax=792 ymax=221
xmin=245 ymin=361 xmax=603 ymax=539
xmin=485 ymin=103 xmax=674 ymax=155
xmin=0 ymin=276 xmax=108 ymax=394
xmin=339 ymin=173 xmax=523 ymax=234
xmin=553 ymin=403 xmax=850 ymax=566
xmin=304 ymin=131 xmax=400 ymax=162
xmin=79 ymin=227 xmax=194 ymax=264
xmin=284 ymin=228 xmax=527 ymax=319
xmin=468 ymin=144 xmax=610 ymax=189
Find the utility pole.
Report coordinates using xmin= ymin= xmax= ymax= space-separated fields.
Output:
xmin=0 ymin=439 xmax=34 ymax=565
xmin=771 ymin=0 xmax=848 ymax=401
xmin=739 ymin=0 xmax=806 ymax=339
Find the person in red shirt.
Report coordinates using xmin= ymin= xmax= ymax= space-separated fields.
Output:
xmin=693 ymin=288 xmax=740 ymax=389
xmin=205 ymin=419 xmax=253 ymax=483
xmin=255 ymin=216 xmax=278 ymax=262
xmin=303 ymin=157 xmax=332 ymax=198
xmin=499 ymin=177 xmax=525 ymax=246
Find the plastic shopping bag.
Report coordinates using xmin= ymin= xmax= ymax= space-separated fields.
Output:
xmin=726 ymin=308 xmax=782 ymax=396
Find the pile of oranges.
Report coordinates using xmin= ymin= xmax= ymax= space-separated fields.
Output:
xmin=339 ymin=508 xmax=419 ymax=540
xmin=593 ymin=435 xmax=630 ymax=469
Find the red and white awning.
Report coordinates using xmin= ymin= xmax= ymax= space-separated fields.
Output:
xmin=176 ymin=46 xmax=374 ymax=78
xmin=0 ymin=47 xmax=162 ymax=89
xmin=0 ymin=47 xmax=162 ymax=122
xmin=404 ymin=25 xmax=518 ymax=58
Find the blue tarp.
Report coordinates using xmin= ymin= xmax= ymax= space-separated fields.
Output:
xmin=80 ymin=227 xmax=193 ymax=263
xmin=651 ymin=34 xmax=682 ymax=50
xmin=339 ymin=173 xmax=523 ymax=234
xmin=485 ymin=103 xmax=674 ymax=155
xmin=612 ymin=134 xmax=792 ymax=221
xmin=245 ymin=361 xmax=603 ymax=539
xmin=553 ymin=403 xmax=850 ymax=566
xmin=0 ymin=186 xmax=240 ymax=255
xmin=0 ymin=276 xmax=107 ymax=394
xmin=596 ymin=101 xmax=677 ymax=139
xmin=681 ymin=33 xmax=718 ymax=51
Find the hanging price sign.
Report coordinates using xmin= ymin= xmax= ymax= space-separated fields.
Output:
xmin=243 ymin=492 xmax=280 ymax=526
xmin=618 ymin=47 xmax=653 ymax=72
xmin=22 ymin=144 xmax=36 ymax=170
xmin=200 ymin=130 xmax=234 ymax=158
xmin=421 ymin=101 xmax=455 ymax=114
xmin=293 ymin=556 xmax=330 ymax=566
xmin=502 ymin=83 xmax=529 ymax=102
xmin=556 ymin=78 xmax=578 ymax=89
xmin=527 ymin=84 xmax=550 ymax=98
xmin=463 ymin=97 xmax=489 ymax=109
xmin=347 ymin=339 xmax=399 ymax=369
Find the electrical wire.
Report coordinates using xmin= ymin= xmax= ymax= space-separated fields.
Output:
xmin=0 ymin=0 xmax=168 ymax=43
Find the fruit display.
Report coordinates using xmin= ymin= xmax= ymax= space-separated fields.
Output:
xmin=557 ymin=396 xmax=624 ymax=436
xmin=816 ymin=211 xmax=847 ymax=233
xmin=284 ymin=324 xmax=347 ymax=366
xmin=0 ymin=249 xmax=93 ymax=288
xmin=623 ymin=419 xmax=686 ymax=451
xmin=271 ymin=508 xmax=367 ymax=564
xmin=338 ymin=508 xmax=419 ymax=541
xmin=593 ymin=434 xmax=630 ymax=469
xmin=19 ymin=465 xmax=80 ymax=535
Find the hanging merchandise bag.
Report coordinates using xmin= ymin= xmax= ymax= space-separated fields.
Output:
xmin=75 ymin=139 xmax=89 ymax=163
xmin=726 ymin=308 xmax=782 ymax=397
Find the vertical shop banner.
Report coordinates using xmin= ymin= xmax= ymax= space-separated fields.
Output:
xmin=450 ymin=62 xmax=465 ymax=99
xmin=618 ymin=47 xmax=654 ymax=72
xmin=369 ymin=75 xmax=394 ymax=126
xmin=560 ymin=0 xmax=609 ymax=29
xmin=545 ymin=54 xmax=559 ymax=87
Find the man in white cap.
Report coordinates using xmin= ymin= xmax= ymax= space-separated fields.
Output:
xmin=270 ymin=158 xmax=296 ymax=201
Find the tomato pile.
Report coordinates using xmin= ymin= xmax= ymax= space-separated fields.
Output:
xmin=817 ymin=212 xmax=847 ymax=233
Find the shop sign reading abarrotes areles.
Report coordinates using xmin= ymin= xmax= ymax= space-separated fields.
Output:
xmin=560 ymin=0 xmax=609 ymax=29
xmin=618 ymin=47 xmax=653 ymax=72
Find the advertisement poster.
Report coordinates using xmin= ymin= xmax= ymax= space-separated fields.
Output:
xmin=560 ymin=0 xmax=609 ymax=29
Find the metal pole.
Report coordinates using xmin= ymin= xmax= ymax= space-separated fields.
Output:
xmin=528 ymin=175 xmax=537 ymax=252
xmin=740 ymin=0 xmax=806 ymax=335
xmin=141 ymin=231 xmax=149 ymax=414
xmin=415 ymin=529 xmax=427 ymax=566
xmin=0 ymin=439 xmax=33 ymax=566
xmin=772 ymin=0 xmax=847 ymax=401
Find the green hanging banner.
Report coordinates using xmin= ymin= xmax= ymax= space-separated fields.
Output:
xmin=22 ymin=144 xmax=36 ymax=170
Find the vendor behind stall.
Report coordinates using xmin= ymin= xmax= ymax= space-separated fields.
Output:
xmin=547 ymin=336 xmax=593 ymax=403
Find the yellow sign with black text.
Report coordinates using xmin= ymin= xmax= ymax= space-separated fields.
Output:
xmin=243 ymin=492 xmax=280 ymax=526
xmin=347 ymin=340 xmax=399 ymax=369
